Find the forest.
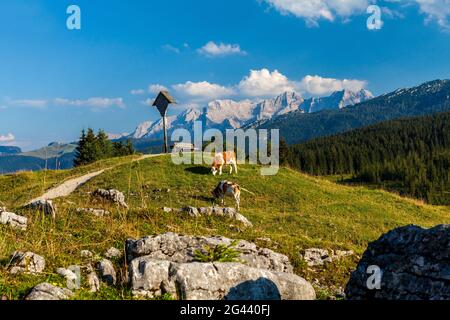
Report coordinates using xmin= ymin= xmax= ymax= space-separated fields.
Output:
xmin=286 ymin=112 xmax=450 ymax=205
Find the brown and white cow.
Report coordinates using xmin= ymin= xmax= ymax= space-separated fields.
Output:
xmin=211 ymin=151 xmax=237 ymax=176
xmin=212 ymin=180 xmax=241 ymax=210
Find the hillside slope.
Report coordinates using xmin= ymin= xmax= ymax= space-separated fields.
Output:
xmin=287 ymin=111 xmax=450 ymax=205
xmin=257 ymin=79 xmax=450 ymax=145
xmin=0 ymin=155 xmax=448 ymax=299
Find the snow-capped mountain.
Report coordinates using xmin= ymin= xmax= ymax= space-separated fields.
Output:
xmin=128 ymin=90 xmax=372 ymax=140
xmin=303 ymin=89 xmax=374 ymax=113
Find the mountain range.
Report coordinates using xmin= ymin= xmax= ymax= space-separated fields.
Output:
xmin=257 ymin=79 xmax=450 ymax=144
xmin=1 ymin=79 xmax=449 ymax=174
xmin=128 ymin=89 xmax=373 ymax=141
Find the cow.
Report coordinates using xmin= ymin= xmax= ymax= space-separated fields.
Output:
xmin=211 ymin=151 xmax=237 ymax=176
xmin=212 ymin=180 xmax=241 ymax=210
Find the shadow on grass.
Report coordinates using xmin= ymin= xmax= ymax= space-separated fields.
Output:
xmin=185 ymin=166 xmax=211 ymax=175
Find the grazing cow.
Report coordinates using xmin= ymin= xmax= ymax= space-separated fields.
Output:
xmin=211 ymin=151 xmax=237 ymax=176
xmin=212 ymin=180 xmax=241 ymax=211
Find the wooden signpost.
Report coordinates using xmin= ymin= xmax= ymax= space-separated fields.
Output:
xmin=152 ymin=91 xmax=177 ymax=153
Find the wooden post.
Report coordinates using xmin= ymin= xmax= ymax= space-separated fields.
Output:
xmin=152 ymin=91 xmax=176 ymax=154
xmin=163 ymin=114 xmax=168 ymax=153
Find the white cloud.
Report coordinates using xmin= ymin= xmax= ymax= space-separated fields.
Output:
xmin=149 ymin=84 xmax=169 ymax=94
xmin=173 ymin=81 xmax=236 ymax=101
xmin=198 ymin=41 xmax=247 ymax=57
xmin=53 ymin=97 xmax=125 ymax=109
xmin=262 ymin=0 xmax=372 ymax=25
xmin=414 ymin=0 xmax=450 ymax=30
xmin=9 ymin=99 xmax=48 ymax=108
xmin=141 ymin=98 xmax=155 ymax=107
xmin=130 ymin=89 xmax=145 ymax=95
xmin=299 ymin=75 xmax=367 ymax=95
xmin=238 ymin=69 xmax=297 ymax=97
xmin=0 ymin=133 xmax=15 ymax=143
xmin=162 ymin=44 xmax=181 ymax=54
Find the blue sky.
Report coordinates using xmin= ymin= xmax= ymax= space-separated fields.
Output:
xmin=0 ymin=0 xmax=449 ymax=150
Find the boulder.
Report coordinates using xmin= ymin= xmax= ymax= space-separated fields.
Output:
xmin=345 ymin=224 xmax=450 ymax=300
xmin=25 ymin=200 xmax=56 ymax=219
xmin=129 ymin=258 xmax=315 ymax=300
xmin=8 ymin=251 xmax=45 ymax=274
xmin=76 ymin=208 xmax=110 ymax=217
xmin=126 ymin=233 xmax=292 ymax=273
xmin=93 ymin=189 xmax=128 ymax=208
xmin=25 ymin=283 xmax=73 ymax=300
xmin=97 ymin=259 xmax=116 ymax=286
xmin=105 ymin=247 xmax=123 ymax=259
xmin=0 ymin=209 xmax=27 ymax=231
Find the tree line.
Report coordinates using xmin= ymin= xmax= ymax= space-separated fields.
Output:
xmin=74 ymin=128 xmax=135 ymax=167
xmin=285 ymin=112 xmax=450 ymax=205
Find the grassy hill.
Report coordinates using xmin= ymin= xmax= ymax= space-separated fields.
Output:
xmin=1 ymin=155 xmax=449 ymax=300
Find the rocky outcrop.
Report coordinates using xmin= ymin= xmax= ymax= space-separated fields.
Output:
xmin=130 ymin=258 xmax=315 ymax=300
xmin=93 ymin=189 xmax=128 ymax=208
xmin=25 ymin=283 xmax=73 ymax=300
xmin=163 ymin=207 xmax=253 ymax=227
xmin=126 ymin=233 xmax=315 ymax=300
xmin=8 ymin=251 xmax=45 ymax=274
xmin=25 ymin=200 xmax=57 ymax=218
xmin=301 ymin=248 xmax=354 ymax=267
xmin=0 ymin=208 xmax=27 ymax=231
xmin=345 ymin=224 xmax=450 ymax=300
xmin=81 ymin=250 xmax=94 ymax=259
xmin=126 ymin=233 xmax=292 ymax=273
xmin=76 ymin=208 xmax=110 ymax=217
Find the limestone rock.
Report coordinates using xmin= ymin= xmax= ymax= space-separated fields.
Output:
xmin=25 ymin=200 xmax=57 ymax=219
xmin=129 ymin=258 xmax=315 ymax=300
xmin=97 ymin=259 xmax=116 ymax=286
xmin=81 ymin=250 xmax=94 ymax=259
xmin=301 ymin=248 xmax=354 ymax=267
xmin=8 ymin=251 xmax=45 ymax=274
xmin=25 ymin=283 xmax=73 ymax=300
xmin=76 ymin=208 xmax=110 ymax=217
xmin=126 ymin=233 xmax=292 ymax=273
xmin=93 ymin=189 xmax=128 ymax=208
xmin=0 ymin=209 xmax=27 ymax=231
xmin=345 ymin=224 xmax=450 ymax=300
xmin=105 ymin=247 xmax=123 ymax=259
xmin=167 ymin=207 xmax=253 ymax=227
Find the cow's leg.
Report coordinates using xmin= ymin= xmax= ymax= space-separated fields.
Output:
xmin=233 ymin=162 xmax=238 ymax=175
xmin=219 ymin=165 xmax=223 ymax=176
xmin=229 ymin=164 xmax=233 ymax=174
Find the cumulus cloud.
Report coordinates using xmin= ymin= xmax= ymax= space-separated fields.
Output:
xmin=299 ymin=75 xmax=367 ymax=95
xmin=149 ymin=84 xmax=169 ymax=94
xmin=262 ymin=0 xmax=372 ymax=25
xmin=414 ymin=0 xmax=450 ymax=30
xmin=0 ymin=133 xmax=15 ymax=143
xmin=173 ymin=81 xmax=236 ymax=101
xmin=198 ymin=41 xmax=247 ymax=57
xmin=238 ymin=69 xmax=297 ymax=97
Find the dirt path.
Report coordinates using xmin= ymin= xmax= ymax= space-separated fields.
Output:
xmin=28 ymin=154 xmax=162 ymax=204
